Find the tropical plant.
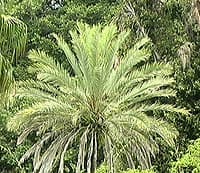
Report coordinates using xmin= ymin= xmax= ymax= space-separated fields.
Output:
xmin=0 ymin=12 xmax=27 ymax=103
xmin=0 ymin=105 xmax=33 ymax=173
xmin=8 ymin=23 xmax=188 ymax=173
xmin=121 ymin=169 xmax=156 ymax=173
xmin=0 ymin=2 xmax=28 ymax=172
xmin=96 ymin=163 xmax=108 ymax=173
xmin=114 ymin=2 xmax=198 ymax=171
xmin=96 ymin=164 xmax=156 ymax=173
xmin=170 ymin=138 xmax=200 ymax=173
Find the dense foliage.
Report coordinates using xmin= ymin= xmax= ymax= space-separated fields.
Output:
xmin=121 ymin=170 xmax=156 ymax=173
xmin=171 ymin=138 xmax=200 ymax=173
xmin=0 ymin=13 xmax=27 ymax=103
xmin=0 ymin=0 xmax=200 ymax=172
xmin=96 ymin=164 xmax=156 ymax=173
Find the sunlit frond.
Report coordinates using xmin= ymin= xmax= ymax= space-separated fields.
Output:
xmin=0 ymin=53 xmax=13 ymax=104
xmin=0 ymin=14 xmax=27 ymax=104
xmin=0 ymin=14 xmax=27 ymax=61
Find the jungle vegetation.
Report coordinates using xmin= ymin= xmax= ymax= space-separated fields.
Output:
xmin=0 ymin=0 xmax=200 ymax=173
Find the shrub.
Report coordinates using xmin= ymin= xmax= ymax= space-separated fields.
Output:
xmin=170 ymin=138 xmax=200 ymax=173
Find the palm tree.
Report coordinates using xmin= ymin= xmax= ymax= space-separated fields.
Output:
xmin=0 ymin=5 xmax=27 ymax=103
xmin=8 ymin=23 xmax=188 ymax=173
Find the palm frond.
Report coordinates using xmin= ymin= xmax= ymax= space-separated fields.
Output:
xmin=0 ymin=53 xmax=13 ymax=104
xmin=0 ymin=14 xmax=27 ymax=61
xmin=28 ymin=50 xmax=74 ymax=88
xmin=0 ymin=14 xmax=27 ymax=104
xmin=9 ymin=23 xmax=189 ymax=173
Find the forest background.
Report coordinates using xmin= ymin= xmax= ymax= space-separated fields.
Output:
xmin=0 ymin=0 xmax=200 ymax=172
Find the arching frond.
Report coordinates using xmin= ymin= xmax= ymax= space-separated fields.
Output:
xmin=0 ymin=14 xmax=27 ymax=61
xmin=0 ymin=53 xmax=13 ymax=104
xmin=0 ymin=14 xmax=27 ymax=104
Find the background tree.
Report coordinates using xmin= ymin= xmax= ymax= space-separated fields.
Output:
xmin=11 ymin=0 xmax=121 ymax=81
xmin=171 ymin=138 xmax=200 ymax=173
xmin=114 ymin=0 xmax=200 ymax=172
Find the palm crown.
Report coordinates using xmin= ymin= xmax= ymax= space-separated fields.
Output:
xmin=9 ymin=23 xmax=187 ymax=173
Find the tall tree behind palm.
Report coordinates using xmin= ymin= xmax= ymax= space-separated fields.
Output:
xmin=9 ymin=23 xmax=188 ymax=173
xmin=0 ymin=0 xmax=27 ymax=104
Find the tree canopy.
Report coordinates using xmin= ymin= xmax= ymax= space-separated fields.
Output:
xmin=1 ymin=0 xmax=200 ymax=173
